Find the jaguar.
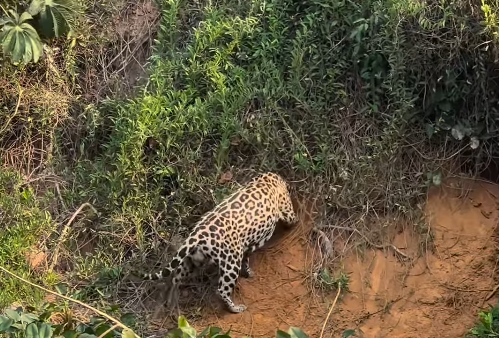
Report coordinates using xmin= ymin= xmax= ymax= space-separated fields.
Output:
xmin=140 ymin=172 xmax=299 ymax=313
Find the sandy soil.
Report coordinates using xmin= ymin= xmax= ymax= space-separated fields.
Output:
xmin=145 ymin=178 xmax=499 ymax=338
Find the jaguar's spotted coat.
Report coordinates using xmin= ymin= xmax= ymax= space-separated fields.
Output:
xmin=142 ymin=172 xmax=298 ymax=313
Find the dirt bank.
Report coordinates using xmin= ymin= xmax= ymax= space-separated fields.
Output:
xmin=147 ymin=179 xmax=499 ymax=338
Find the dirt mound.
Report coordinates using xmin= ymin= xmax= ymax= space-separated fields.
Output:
xmin=332 ymin=179 xmax=499 ymax=338
xmin=146 ymin=179 xmax=499 ymax=338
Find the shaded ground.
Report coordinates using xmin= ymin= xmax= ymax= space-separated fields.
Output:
xmin=136 ymin=178 xmax=499 ymax=337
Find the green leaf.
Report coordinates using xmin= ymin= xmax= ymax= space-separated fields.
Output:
xmin=20 ymin=313 xmax=39 ymax=324
xmin=19 ymin=12 xmax=34 ymax=23
xmin=39 ymin=323 xmax=53 ymax=338
xmin=25 ymin=323 xmax=39 ymax=338
xmin=122 ymin=328 xmax=135 ymax=338
xmin=5 ymin=309 xmax=21 ymax=322
xmin=0 ymin=17 xmax=11 ymax=25
xmin=166 ymin=328 xmax=183 ymax=338
xmin=177 ymin=316 xmax=196 ymax=338
xmin=61 ymin=330 xmax=78 ymax=338
xmin=432 ymin=172 xmax=441 ymax=186
xmin=342 ymin=329 xmax=357 ymax=338
xmin=276 ymin=330 xmax=291 ymax=338
xmin=0 ymin=9 xmax=43 ymax=64
xmin=35 ymin=0 xmax=82 ymax=38
xmin=288 ymin=327 xmax=308 ymax=338
xmin=28 ymin=0 xmax=45 ymax=16
xmin=0 ymin=317 xmax=14 ymax=332
xmin=94 ymin=324 xmax=114 ymax=338
xmin=120 ymin=313 xmax=136 ymax=328
xmin=55 ymin=284 xmax=68 ymax=295
xmin=78 ymin=334 xmax=98 ymax=338
xmin=425 ymin=124 xmax=435 ymax=138
xmin=209 ymin=327 xmax=223 ymax=336
xmin=7 ymin=10 xmax=19 ymax=22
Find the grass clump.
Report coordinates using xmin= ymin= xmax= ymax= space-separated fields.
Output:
xmin=0 ymin=169 xmax=56 ymax=308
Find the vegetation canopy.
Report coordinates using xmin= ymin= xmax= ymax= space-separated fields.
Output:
xmin=0 ymin=0 xmax=499 ymax=336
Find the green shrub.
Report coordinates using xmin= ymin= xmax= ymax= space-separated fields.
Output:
xmin=0 ymin=308 xmax=308 ymax=338
xmin=0 ymin=10 xmax=43 ymax=64
xmin=0 ymin=305 xmax=137 ymax=338
xmin=64 ymin=0 xmax=499 ymax=273
xmin=467 ymin=302 xmax=499 ymax=337
xmin=0 ymin=0 xmax=82 ymax=64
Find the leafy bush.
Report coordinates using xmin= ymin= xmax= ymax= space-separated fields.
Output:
xmin=166 ymin=316 xmax=309 ymax=338
xmin=64 ymin=0 xmax=499 ymax=272
xmin=0 ymin=305 xmax=137 ymax=338
xmin=0 ymin=0 xmax=82 ymax=64
xmin=0 ymin=10 xmax=42 ymax=64
xmin=0 ymin=308 xmax=308 ymax=338
xmin=467 ymin=302 xmax=499 ymax=337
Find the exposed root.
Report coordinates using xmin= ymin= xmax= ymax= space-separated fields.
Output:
xmin=318 ymin=225 xmax=411 ymax=261
xmin=312 ymin=228 xmax=334 ymax=259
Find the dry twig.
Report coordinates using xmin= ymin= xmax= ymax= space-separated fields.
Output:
xmin=320 ymin=282 xmax=342 ymax=338
xmin=49 ymin=202 xmax=98 ymax=272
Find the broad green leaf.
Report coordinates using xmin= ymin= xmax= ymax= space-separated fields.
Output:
xmin=7 ymin=9 xmax=19 ymax=22
xmin=94 ymin=323 xmax=113 ymax=338
xmin=35 ymin=0 xmax=82 ymax=38
xmin=19 ymin=12 xmax=33 ymax=23
xmin=177 ymin=316 xmax=189 ymax=329
xmin=12 ymin=31 xmax=25 ymax=63
xmin=276 ymin=330 xmax=291 ymax=338
xmin=20 ymin=313 xmax=39 ymax=324
xmin=0 ymin=317 xmax=13 ymax=332
xmin=24 ymin=28 xmax=43 ymax=62
xmin=22 ymin=35 xmax=33 ymax=64
xmin=4 ymin=309 xmax=21 ymax=322
xmin=120 ymin=313 xmax=137 ymax=328
xmin=28 ymin=0 xmax=45 ymax=16
xmin=55 ymin=284 xmax=68 ymax=295
xmin=39 ymin=323 xmax=53 ymax=338
xmin=25 ymin=323 xmax=39 ymax=338
xmin=122 ymin=328 xmax=135 ymax=338
xmin=288 ymin=327 xmax=308 ymax=338
xmin=62 ymin=330 xmax=78 ymax=338
xmin=177 ymin=316 xmax=196 ymax=337
xmin=209 ymin=327 xmax=223 ymax=335
xmin=0 ymin=9 xmax=43 ymax=64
